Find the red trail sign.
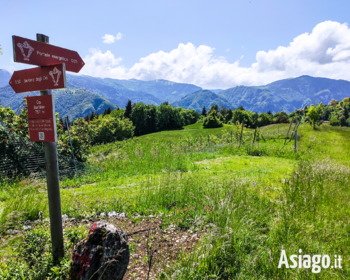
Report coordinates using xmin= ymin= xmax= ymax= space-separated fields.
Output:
xmin=9 ymin=63 xmax=66 ymax=93
xmin=13 ymin=35 xmax=85 ymax=73
xmin=27 ymin=95 xmax=57 ymax=142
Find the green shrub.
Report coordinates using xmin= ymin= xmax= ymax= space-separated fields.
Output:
xmin=339 ymin=115 xmax=347 ymax=127
xmin=90 ymin=116 xmax=135 ymax=144
xmin=203 ymin=111 xmax=223 ymax=128
xmin=275 ymin=111 xmax=290 ymax=124
xmin=329 ymin=115 xmax=340 ymax=126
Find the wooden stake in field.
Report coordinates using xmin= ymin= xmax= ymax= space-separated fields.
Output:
xmin=284 ymin=121 xmax=293 ymax=146
xmin=294 ymin=121 xmax=299 ymax=153
xmin=239 ymin=120 xmax=244 ymax=148
xmin=252 ymin=127 xmax=257 ymax=148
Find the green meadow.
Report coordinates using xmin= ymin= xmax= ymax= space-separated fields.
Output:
xmin=1 ymin=123 xmax=350 ymax=279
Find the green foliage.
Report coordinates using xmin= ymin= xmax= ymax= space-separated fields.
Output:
xmin=0 ymin=224 xmax=86 ymax=279
xmin=275 ymin=111 xmax=290 ymax=124
xmin=203 ymin=111 xmax=223 ymax=128
xmin=208 ymin=104 xmax=219 ymax=115
xmin=110 ymin=108 xmax=125 ymax=119
xmin=225 ymin=108 xmax=233 ymax=123
xmin=89 ymin=115 xmax=135 ymax=144
xmin=57 ymin=118 xmax=91 ymax=162
xmin=201 ymin=106 xmax=207 ymax=116
xmin=339 ymin=115 xmax=347 ymax=127
xmin=306 ymin=103 xmax=322 ymax=129
xmin=124 ymin=99 xmax=133 ymax=119
xmin=329 ymin=115 xmax=340 ymax=126
xmin=258 ymin=112 xmax=272 ymax=127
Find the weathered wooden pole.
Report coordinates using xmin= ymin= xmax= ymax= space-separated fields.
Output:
xmin=284 ymin=121 xmax=293 ymax=146
xmin=239 ymin=120 xmax=244 ymax=148
xmin=37 ymin=33 xmax=64 ymax=262
xmin=252 ymin=127 xmax=257 ymax=148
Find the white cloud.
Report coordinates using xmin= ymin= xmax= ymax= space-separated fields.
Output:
xmin=102 ymin=33 xmax=123 ymax=44
xmin=225 ymin=48 xmax=230 ymax=52
xmin=82 ymin=48 xmax=127 ymax=78
xmin=82 ymin=21 xmax=350 ymax=88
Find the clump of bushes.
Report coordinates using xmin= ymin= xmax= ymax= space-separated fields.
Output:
xmin=329 ymin=115 xmax=340 ymax=126
xmin=203 ymin=111 xmax=223 ymax=128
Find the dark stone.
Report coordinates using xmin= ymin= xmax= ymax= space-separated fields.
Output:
xmin=69 ymin=222 xmax=129 ymax=280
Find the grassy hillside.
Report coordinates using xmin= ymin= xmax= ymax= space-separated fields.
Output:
xmin=1 ymin=124 xmax=350 ymax=279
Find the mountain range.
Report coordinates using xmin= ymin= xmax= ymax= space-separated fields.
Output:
xmin=1 ymin=69 xmax=350 ymax=119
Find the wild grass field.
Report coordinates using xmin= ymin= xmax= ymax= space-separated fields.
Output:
xmin=1 ymin=123 xmax=350 ymax=279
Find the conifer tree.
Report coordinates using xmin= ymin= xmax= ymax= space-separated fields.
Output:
xmin=124 ymin=100 xmax=133 ymax=119
xmin=201 ymin=106 xmax=207 ymax=116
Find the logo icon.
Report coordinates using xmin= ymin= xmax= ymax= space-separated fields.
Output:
xmin=17 ymin=41 xmax=34 ymax=61
xmin=49 ymin=67 xmax=62 ymax=86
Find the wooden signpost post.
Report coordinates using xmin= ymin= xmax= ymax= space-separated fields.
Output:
xmin=9 ymin=34 xmax=85 ymax=262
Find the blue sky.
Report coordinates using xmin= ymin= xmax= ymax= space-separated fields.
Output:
xmin=1 ymin=0 xmax=350 ymax=89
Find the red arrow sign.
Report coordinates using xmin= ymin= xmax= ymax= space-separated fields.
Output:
xmin=9 ymin=63 xmax=67 ymax=93
xmin=13 ymin=35 xmax=85 ymax=73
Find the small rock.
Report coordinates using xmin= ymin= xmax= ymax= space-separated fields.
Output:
xmin=119 ymin=212 xmax=127 ymax=218
xmin=148 ymin=215 xmax=155 ymax=218
xmin=70 ymin=218 xmax=77 ymax=223
xmin=69 ymin=222 xmax=129 ymax=280
xmin=108 ymin=211 xmax=118 ymax=218
xmin=100 ymin=212 xmax=106 ymax=217
xmin=62 ymin=214 xmax=69 ymax=223
xmin=23 ymin=225 xmax=32 ymax=231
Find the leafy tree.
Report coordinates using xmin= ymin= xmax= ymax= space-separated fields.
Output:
xmin=342 ymin=97 xmax=350 ymax=103
xmin=346 ymin=117 xmax=350 ymax=127
xmin=231 ymin=110 xmax=253 ymax=126
xmin=219 ymin=105 xmax=227 ymax=116
xmin=144 ymin=105 xmax=158 ymax=134
xmin=237 ymin=105 xmax=245 ymax=111
xmin=339 ymin=115 xmax=347 ymax=127
xmin=201 ymin=106 xmax=207 ymax=116
xmin=110 ymin=108 xmax=125 ymax=119
xmin=203 ymin=111 xmax=223 ymax=128
xmin=251 ymin=112 xmax=259 ymax=128
xmin=208 ymin=104 xmax=219 ymax=115
xmin=156 ymin=104 xmax=174 ymax=131
xmin=258 ymin=112 xmax=272 ymax=127
xmin=124 ymin=100 xmax=133 ymax=119
xmin=225 ymin=109 xmax=233 ymax=123
xmin=90 ymin=116 xmax=134 ymax=144
xmin=344 ymin=106 xmax=349 ymax=120
xmin=130 ymin=103 xmax=147 ymax=136
xmin=329 ymin=115 xmax=340 ymax=126
xmin=275 ymin=111 xmax=290 ymax=124
xmin=307 ymin=104 xmax=322 ymax=129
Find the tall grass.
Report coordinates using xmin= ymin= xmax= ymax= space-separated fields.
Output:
xmin=1 ymin=124 xmax=350 ymax=279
